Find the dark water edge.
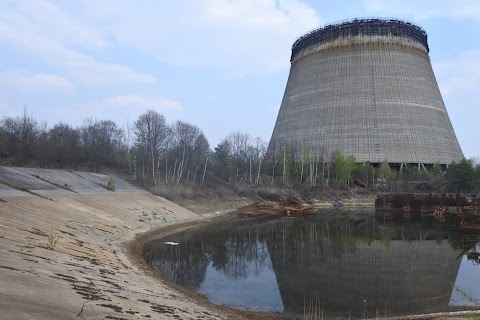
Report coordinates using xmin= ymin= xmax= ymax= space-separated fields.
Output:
xmin=142 ymin=210 xmax=480 ymax=319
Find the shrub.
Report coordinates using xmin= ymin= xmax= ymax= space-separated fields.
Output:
xmin=106 ymin=176 xmax=116 ymax=191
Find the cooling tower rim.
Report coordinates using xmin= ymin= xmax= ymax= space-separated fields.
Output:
xmin=291 ymin=18 xmax=429 ymax=61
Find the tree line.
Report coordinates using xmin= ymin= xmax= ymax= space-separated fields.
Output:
xmin=0 ymin=109 xmax=268 ymax=189
xmin=1 ymin=108 xmax=478 ymax=193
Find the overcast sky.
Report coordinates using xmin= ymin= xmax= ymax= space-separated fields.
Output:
xmin=1 ymin=0 xmax=479 ymax=158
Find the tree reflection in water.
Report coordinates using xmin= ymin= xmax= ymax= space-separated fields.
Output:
xmin=143 ymin=218 xmax=274 ymax=288
xmin=143 ymin=212 xmax=476 ymax=318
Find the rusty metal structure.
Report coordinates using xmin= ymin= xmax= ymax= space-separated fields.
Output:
xmin=375 ymin=193 xmax=480 ymax=214
xmin=268 ymin=18 xmax=463 ymax=167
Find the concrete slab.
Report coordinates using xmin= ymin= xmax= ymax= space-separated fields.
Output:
xmin=0 ymin=185 xmax=231 ymax=320
xmin=0 ymin=167 xmax=58 ymax=191
xmin=0 ymin=167 xmax=236 ymax=319
xmin=0 ymin=167 xmax=145 ymax=196
xmin=0 ymin=183 xmax=29 ymax=198
xmin=20 ymin=168 xmax=108 ymax=194
xmin=73 ymin=171 xmax=143 ymax=193
xmin=0 ymin=190 xmax=30 ymax=197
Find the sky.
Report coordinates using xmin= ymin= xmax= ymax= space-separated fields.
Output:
xmin=0 ymin=0 xmax=479 ymax=158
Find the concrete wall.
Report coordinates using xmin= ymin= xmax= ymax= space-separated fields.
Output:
xmin=268 ymin=34 xmax=464 ymax=165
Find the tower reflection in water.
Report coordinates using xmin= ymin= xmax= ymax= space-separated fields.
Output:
xmin=143 ymin=213 xmax=465 ymax=318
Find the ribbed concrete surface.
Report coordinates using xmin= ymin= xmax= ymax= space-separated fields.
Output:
xmin=0 ymin=167 xmax=236 ymax=320
xmin=0 ymin=167 xmax=146 ymax=197
xmin=269 ymin=20 xmax=463 ymax=165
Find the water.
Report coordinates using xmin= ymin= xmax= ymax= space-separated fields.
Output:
xmin=142 ymin=210 xmax=480 ymax=318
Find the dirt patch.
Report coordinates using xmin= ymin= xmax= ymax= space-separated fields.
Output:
xmin=175 ymin=196 xmax=254 ymax=214
xmin=160 ymin=186 xmax=375 ymax=215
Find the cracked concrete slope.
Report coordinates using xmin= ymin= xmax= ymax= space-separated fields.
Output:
xmin=0 ymin=167 xmax=239 ymax=320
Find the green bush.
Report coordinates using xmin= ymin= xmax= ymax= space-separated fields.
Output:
xmin=106 ymin=176 xmax=116 ymax=191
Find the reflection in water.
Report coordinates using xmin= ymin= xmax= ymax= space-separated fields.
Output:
xmin=143 ymin=212 xmax=476 ymax=318
xmin=269 ymin=222 xmax=461 ymax=316
xmin=198 ymin=242 xmax=283 ymax=312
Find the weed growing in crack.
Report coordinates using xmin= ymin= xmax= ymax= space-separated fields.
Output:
xmin=46 ymin=232 xmax=59 ymax=250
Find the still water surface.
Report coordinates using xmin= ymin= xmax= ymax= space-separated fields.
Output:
xmin=143 ymin=210 xmax=479 ymax=318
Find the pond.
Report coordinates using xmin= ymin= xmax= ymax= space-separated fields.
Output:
xmin=142 ymin=210 xmax=480 ymax=318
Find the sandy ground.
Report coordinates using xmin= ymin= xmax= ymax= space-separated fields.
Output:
xmin=0 ymin=167 xmax=244 ymax=320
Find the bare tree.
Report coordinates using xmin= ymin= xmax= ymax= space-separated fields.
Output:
xmin=35 ymin=123 xmax=53 ymax=168
xmin=226 ymin=132 xmax=251 ymax=164
xmin=211 ymin=132 xmax=267 ymax=184
xmin=0 ymin=117 xmax=21 ymax=161
xmin=249 ymin=137 xmax=267 ymax=185
xmin=0 ymin=108 xmax=40 ymax=165
xmin=168 ymin=120 xmax=210 ymax=184
xmin=82 ymin=118 xmax=123 ymax=172
xmin=134 ymin=110 xmax=168 ymax=184
xmin=50 ymin=122 xmax=82 ymax=169
xmin=118 ymin=121 xmax=135 ymax=177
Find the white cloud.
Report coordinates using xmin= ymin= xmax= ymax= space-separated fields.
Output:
xmin=362 ymin=0 xmax=480 ymax=20
xmin=0 ymin=1 xmax=156 ymax=86
xmin=0 ymin=69 xmax=74 ymax=93
xmin=61 ymin=0 xmax=322 ymax=74
xmin=66 ymin=56 xmax=156 ymax=86
xmin=0 ymin=0 xmax=109 ymax=49
xmin=101 ymin=95 xmax=183 ymax=113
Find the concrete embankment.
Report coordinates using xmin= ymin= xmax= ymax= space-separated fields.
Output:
xmin=0 ymin=167 xmax=238 ymax=320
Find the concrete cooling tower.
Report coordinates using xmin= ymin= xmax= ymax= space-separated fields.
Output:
xmin=268 ymin=18 xmax=463 ymax=166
